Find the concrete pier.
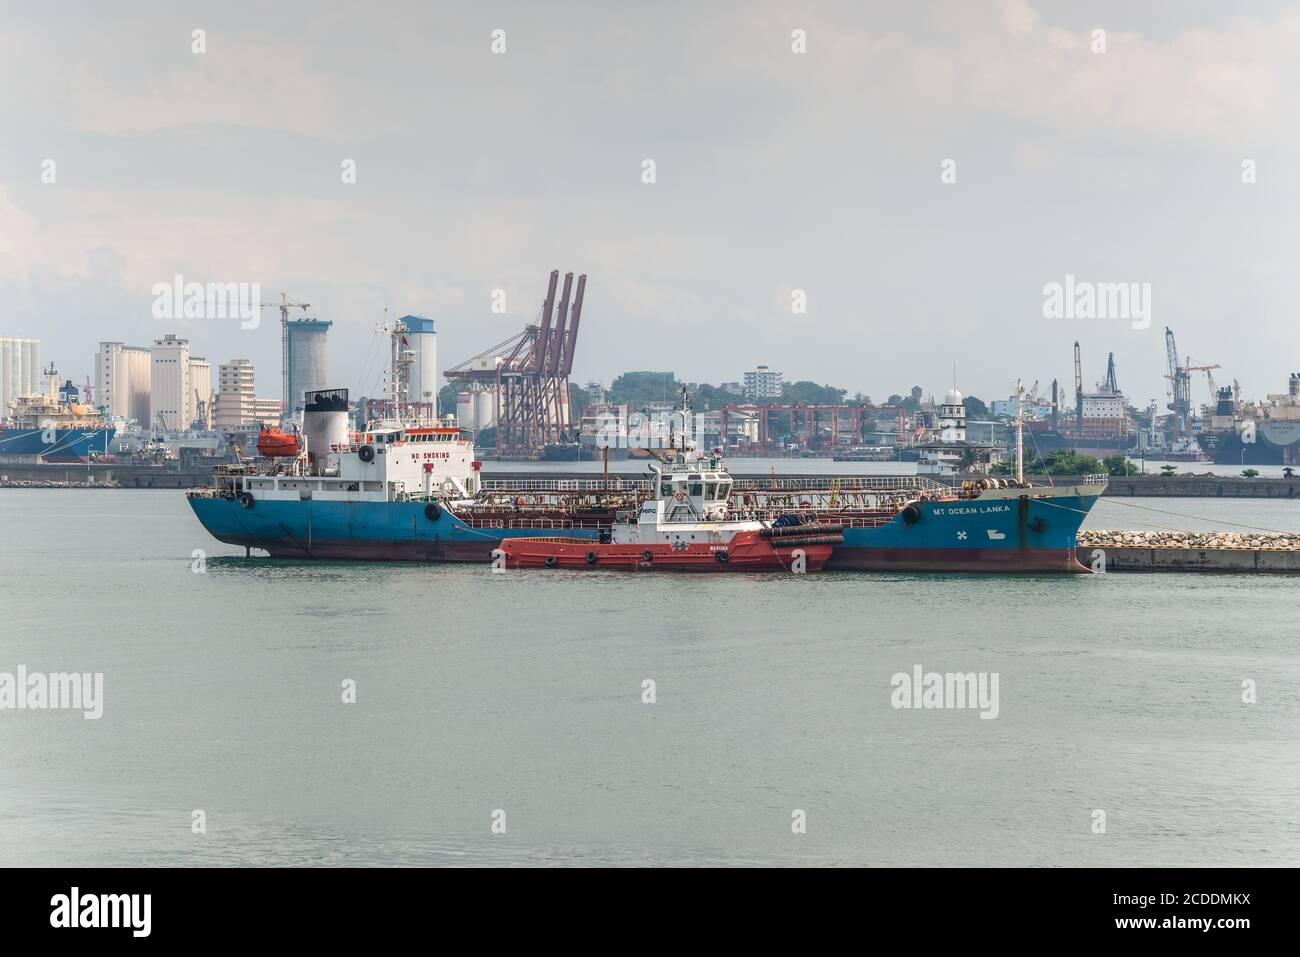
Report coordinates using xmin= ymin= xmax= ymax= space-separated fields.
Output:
xmin=1075 ymin=545 xmax=1300 ymax=572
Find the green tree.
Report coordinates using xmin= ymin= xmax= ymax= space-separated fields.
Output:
xmin=437 ymin=384 xmax=457 ymax=415
xmin=608 ymin=371 xmax=678 ymax=408
xmin=778 ymin=381 xmax=847 ymax=406
xmin=1031 ymin=450 xmax=1105 ymax=475
xmin=1241 ymin=467 xmax=1260 ymax=478
xmin=1160 ymin=464 xmax=1178 ymax=475
xmin=1103 ymin=454 xmax=1132 ymax=476
xmin=963 ymin=396 xmax=990 ymax=418
xmin=568 ymin=382 xmax=591 ymax=417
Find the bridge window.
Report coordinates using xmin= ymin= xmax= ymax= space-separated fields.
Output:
xmin=690 ymin=483 xmax=703 ymax=497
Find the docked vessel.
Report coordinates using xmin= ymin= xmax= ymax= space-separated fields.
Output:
xmin=1152 ymin=436 xmax=1211 ymax=463
xmin=0 ymin=365 xmax=115 ymax=462
xmin=188 ymin=381 xmax=1103 ymax=572
xmin=501 ymin=450 xmax=843 ymax=571
xmin=1199 ymin=378 xmax=1300 ymax=465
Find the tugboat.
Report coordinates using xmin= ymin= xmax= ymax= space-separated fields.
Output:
xmin=500 ymin=395 xmax=844 ymax=572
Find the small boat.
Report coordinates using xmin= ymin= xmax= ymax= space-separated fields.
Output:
xmin=256 ymin=425 xmax=302 ymax=458
xmin=499 ymin=441 xmax=843 ymax=572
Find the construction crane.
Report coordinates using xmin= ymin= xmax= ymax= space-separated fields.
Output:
xmin=257 ymin=294 xmax=312 ymax=423
xmin=1164 ymin=327 xmax=1189 ymax=440
xmin=444 ymin=270 xmax=586 ymax=456
xmin=1185 ymin=358 xmax=1221 ymax=414
xmin=1102 ymin=352 xmax=1118 ymax=394
xmin=1073 ymin=341 xmax=1083 ymax=432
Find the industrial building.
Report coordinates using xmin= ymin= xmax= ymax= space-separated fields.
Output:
xmin=1 ymin=337 xmax=41 ymax=409
xmin=150 ymin=334 xmax=212 ymax=431
xmin=284 ymin=318 xmax=332 ymax=420
xmin=397 ymin=316 xmax=438 ymax=411
xmin=95 ymin=341 xmax=152 ymax=422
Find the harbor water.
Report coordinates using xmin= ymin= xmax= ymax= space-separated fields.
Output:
xmin=1 ymin=489 xmax=1297 ymax=866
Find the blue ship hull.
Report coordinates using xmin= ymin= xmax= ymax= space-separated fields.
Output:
xmin=827 ymin=491 xmax=1098 ymax=572
xmin=0 ymin=426 xmax=115 ymax=462
xmin=190 ymin=487 xmax=1100 ymax=572
xmin=189 ymin=497 xmax=601 ymax=562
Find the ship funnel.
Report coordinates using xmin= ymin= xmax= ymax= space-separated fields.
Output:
xmin=303 ymin=388 xmax=350 ymax=475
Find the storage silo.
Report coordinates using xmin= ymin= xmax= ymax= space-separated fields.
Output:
xmin=474 ymin=389 xmax=495 ymax=430
xmin=456 ymin=392 xmax=475 ymax=430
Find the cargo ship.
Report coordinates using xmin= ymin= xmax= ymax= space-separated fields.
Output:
xmin=188 ymin=383 xmax=1104 ymax=572
xmin=1198 ymin=378 xmax=1300 ymax=465
xmin=1 ymin=365 xmax=115 ymax=462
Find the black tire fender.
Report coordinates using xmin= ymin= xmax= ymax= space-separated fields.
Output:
xmin=586 ymin=551 xmax=598 ymax=564
xmin=238 ymin=492 xmax=255 ymax=509
xmin=901 ymin=504 xmax=922 ymax=525
xmin=642 ymin=550 xmax=653 ymax=563
xmin=544 ymin=555 xmax=558 ymax=567
xmin=358 ymin=445 xmax=375 ymax=463
xmin=425 ymin=503 xmax=441 ymax=521
xmin=715 ymin=549 xmax=730 ymax=563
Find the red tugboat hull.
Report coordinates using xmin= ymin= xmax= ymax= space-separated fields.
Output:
xmin=502 ymin=529 xmax=836 ymax=572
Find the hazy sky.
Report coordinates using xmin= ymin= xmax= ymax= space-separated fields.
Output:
xmin=3 ymin=0 xmax=1299 ymax=409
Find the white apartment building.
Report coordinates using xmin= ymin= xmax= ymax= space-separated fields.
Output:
xmin=743 ymin=364 xmax=783 ymax=400
xmin=214 ymin=359 xmax=256 ymax=429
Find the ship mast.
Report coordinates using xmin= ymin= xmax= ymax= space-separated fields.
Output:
xmin=1014 ymin=379 xmax=1025 ymax=484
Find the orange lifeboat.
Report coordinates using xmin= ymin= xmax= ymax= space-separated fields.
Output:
xmin=256 ymin=426 xmax=301 ymax=458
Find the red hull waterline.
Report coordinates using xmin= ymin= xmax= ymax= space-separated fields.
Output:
xmin=201 ymin=534 xmax=1083 ymax=571
xmin=503 ymin=536 xmax=833 ymax=572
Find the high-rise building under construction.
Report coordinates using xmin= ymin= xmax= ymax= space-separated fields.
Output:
xmin=285 ymin=318 xmax=331 ymax=420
